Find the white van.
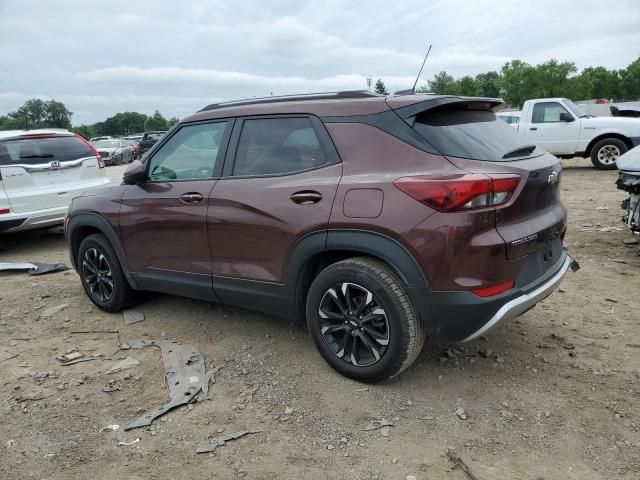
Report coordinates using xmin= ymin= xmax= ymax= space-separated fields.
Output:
xmin=0 ymin=129 xmax=111 ymax=233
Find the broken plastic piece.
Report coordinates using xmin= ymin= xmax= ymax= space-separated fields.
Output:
xmin=0 ymin=262 xmax=68 ymax=275
xmin=364 ymin=419 xmax=394 ymax=431
xmin=108 ymin=357 xmax=140 ymax=373
xmin=196 ymin=431 xmax=258 ymax=454
xmin=123 ymin=309 xmax=145 ymax=325
xmin=99 ymin=424 xmax=120 ymax=432
xmin=124 ymin=340 xmax=209 ymax=431
xmin=118 ymin=437 xmax=140 ymax=446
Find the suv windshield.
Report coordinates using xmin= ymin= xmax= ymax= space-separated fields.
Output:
xmin=0 ymin=135 xmax=94 ymax=165
xmin=412 ymin=103 xmax=542 ymax=161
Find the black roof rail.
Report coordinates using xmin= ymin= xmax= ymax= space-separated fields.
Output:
xmin=198 ymin=90 xmax=381 ymax=112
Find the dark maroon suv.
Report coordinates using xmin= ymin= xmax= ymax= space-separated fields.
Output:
xmin=66 ymin=91 xmax=574 ymax=382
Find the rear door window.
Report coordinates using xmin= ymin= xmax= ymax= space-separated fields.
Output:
xmin=0 ymin=135 xmax=94 ymax=165
xmin=233 ymin=117 xmax=327 ymax=176
xmin=412 ymin=104 xmax=541 ymax=161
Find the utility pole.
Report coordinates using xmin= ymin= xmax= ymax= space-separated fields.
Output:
xmin=366 ymin=77 xmax=372 ymax=91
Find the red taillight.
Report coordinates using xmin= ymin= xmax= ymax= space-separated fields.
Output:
xmin=74 ymin=133 xmax=104 ymax=168
xmin=393 ymin=173 xmax=520 ymax=212
xmin=472 ymin=280 xmax=514 ymax=297
xmin=0 ymin=208 xmax=10 ymax=215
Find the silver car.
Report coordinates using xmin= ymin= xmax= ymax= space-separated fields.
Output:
xmin=93 ymin=139 xmax=134 ymax=166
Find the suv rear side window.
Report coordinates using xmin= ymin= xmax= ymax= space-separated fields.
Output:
xmin=0 ymin=135 xmax=94 ymax=165
xmin=412 ymin=104 xmax=541 ymax=161
xmin=148 ymin=121 xmax=228 ymax=181
xmin=233 ymin=117 xmax=326 ymax=176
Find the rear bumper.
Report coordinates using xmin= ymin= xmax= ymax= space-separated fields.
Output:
xmin=409 ymin=250 xmax=570 ymax=343
xmin=0 ymin=206 xmax=68 ymax=233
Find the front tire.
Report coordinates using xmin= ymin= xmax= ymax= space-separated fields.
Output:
xmin=590 ymin=138 xmax=627 ymax=170
xmin=77 ymin=233 xmax=137 ymax=312
xmin=306 ymin=257 xmax=425 ymax=383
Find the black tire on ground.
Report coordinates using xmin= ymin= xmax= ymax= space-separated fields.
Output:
xmin=305 ymin=257 xmax=425 ymax=383
xmin=77 ymin=233 xmax=137 ymax=312
xmin=590 ymin=138 xmax=627 ymax=170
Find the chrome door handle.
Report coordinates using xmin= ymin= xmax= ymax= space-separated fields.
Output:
xmin=290 ymin=190 xmax=322 ymax=205
xmin=179 ymin=192 xmax=204 ymax=204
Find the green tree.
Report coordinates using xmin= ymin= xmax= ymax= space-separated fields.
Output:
xmin=619 ymin=57 xmax=640 ymax=100
xmin=168 ymin=117 xmax=180 ymax=127
xmin=500 ymin=60 xmax=535 ymax=108
xmin=144 ymin=110 xmax=168 ymax=131
xmin=374 ymin=79 xmax=389 ymax=95
xmin=426 ymin=71 xmax=459 ymax=95
xmin=475 ymin=71 xmax=501 ymax=98
xmin=457 ymin=76 xmax=481 ymax=96
xmin=43 ymin=100 xmax=73 ymax=128
xmin=1 ymin=98 xmax=73 ymax=129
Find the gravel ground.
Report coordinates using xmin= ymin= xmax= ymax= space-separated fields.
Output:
xmin=1 ymin=160 xmax=639 ymax=480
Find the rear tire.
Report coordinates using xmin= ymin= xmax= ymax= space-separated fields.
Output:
xmin=306 ymin=257 xmax=425 ymax=383
xmin=77 ymin=233 xmax=137 ymax=312
xmin=590 ymin=138 xmax=627 ymax=170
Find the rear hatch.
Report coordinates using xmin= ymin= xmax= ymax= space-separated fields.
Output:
xmin=0 ymin=133 xmax=107 ymax=213
xmin=396 ymin=97 xmax=566 ymax=263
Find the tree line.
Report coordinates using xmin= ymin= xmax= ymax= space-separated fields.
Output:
xmin=375 ymin=56 xmax=640 ymax=109
xmin=0 ymin=100 xmax=178 ymax=138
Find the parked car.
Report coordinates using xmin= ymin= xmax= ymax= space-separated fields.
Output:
xmin=93 ymin=139 xmax=134 ymax=165
xmin=496 ymin=110 xmax=521 ymax=126
xmin=615 ymin=145 xmax=640 ymax=233
xmin=1 ymin=129 xmax=110 ymax=233
xmin=122 ymin=138 xmax=142 ymax=160
xmin=137 ymin=131 xmax=166 ymax=156
xmin=66 ymin=91 xmax=575 ymax=382
xmin=611 ymin=105 xmax=640 ymax=118
xmin=90 ymin=136 xmax=113 ymax=143
xmin=512 ymin=98 xmax=640 ymax=169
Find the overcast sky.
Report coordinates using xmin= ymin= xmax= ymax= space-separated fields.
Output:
xmin=1 ymin=0 xmax=639 ymax=124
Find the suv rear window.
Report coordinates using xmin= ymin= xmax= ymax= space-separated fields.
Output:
xmin=0 ymin=135 xmax=94 ymax=165
xmin=412 ymin=104 xmax=541 ymax=161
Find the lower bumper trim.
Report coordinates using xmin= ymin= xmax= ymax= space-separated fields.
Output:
xmin=462 ymin=255 xmax=571 ymax=342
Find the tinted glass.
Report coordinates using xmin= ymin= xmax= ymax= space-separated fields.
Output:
xmin=413 ymin=104 xmax=541 ymax=161
xmin=0 ymin=135 xmax=94 ymax=165
xmin=148 ymin=122 xmax=227 ymax=181
xmin=531 ymin=102 xmax=571 ymax=123
xmin=234 ymin=117 xmax=326 ymax=176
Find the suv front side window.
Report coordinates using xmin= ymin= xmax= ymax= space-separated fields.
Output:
xmin=148 ymin=122 xmax=228 ymax=181
xmin=531 ymin=102 xmax=572 ymax=123
xmin=233 ymin=117 xmax=326 ymax=176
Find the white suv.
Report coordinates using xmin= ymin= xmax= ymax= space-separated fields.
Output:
xmin=0 ymin=129 xmax=111 ymax=233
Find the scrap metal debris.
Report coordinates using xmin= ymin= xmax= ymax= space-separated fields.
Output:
xmin=0 ymin=262 xmax=68 ymax=275
xmin=196 ymin=431 xmax=258 ymax=454
xmin=108 ymin=357 xmax=140 ymax=373
xmin=447 ymin=448 xmax=482 ymax=480
xmin=364 ymin=418 xmax=394 ymax=431
xmin=123 ymin=309 xmax=145 ymax=325
xmin=124 ymin=339 xmax=210 ymax=431
xmin=117 ymin=437 xmax=140 ymax=446
xmin=56 ymin=351 xmax=96 ymax=366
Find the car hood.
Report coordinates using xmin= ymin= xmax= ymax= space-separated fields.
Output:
xmin=97 ymin=147 xmax=119 ymax=154
xmin=582 ymin=116 xmax=640 ymax=132
xmin=617 ymin=145 xmax=640 ymax=173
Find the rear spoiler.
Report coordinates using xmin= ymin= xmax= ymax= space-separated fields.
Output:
xmin=386 ymin=96 xmax=505 ymax=126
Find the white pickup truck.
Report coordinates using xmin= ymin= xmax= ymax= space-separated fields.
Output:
xmin=503 ymin=98 xmax=640 ymax=170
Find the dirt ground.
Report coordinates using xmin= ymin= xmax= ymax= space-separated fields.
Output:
xmin=1 ymin=159 xmax=639 ymax=480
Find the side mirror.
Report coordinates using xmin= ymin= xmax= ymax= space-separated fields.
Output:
xmin=559 ymin=112 xmax=574 ymax=122
xmin=123 ymin=160 xmax=146 ymax=185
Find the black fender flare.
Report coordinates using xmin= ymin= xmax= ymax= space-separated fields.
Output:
xmin=284 ymin=229 xmax=429 ymax=318
xmin=67 ymin=212 xmax=138 ymax=289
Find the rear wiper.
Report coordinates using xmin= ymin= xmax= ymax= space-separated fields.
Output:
xmin=19 ymin=153 xmax=54 ymax=159
xmin=502 ymin=145 xmax=536 ymax=159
